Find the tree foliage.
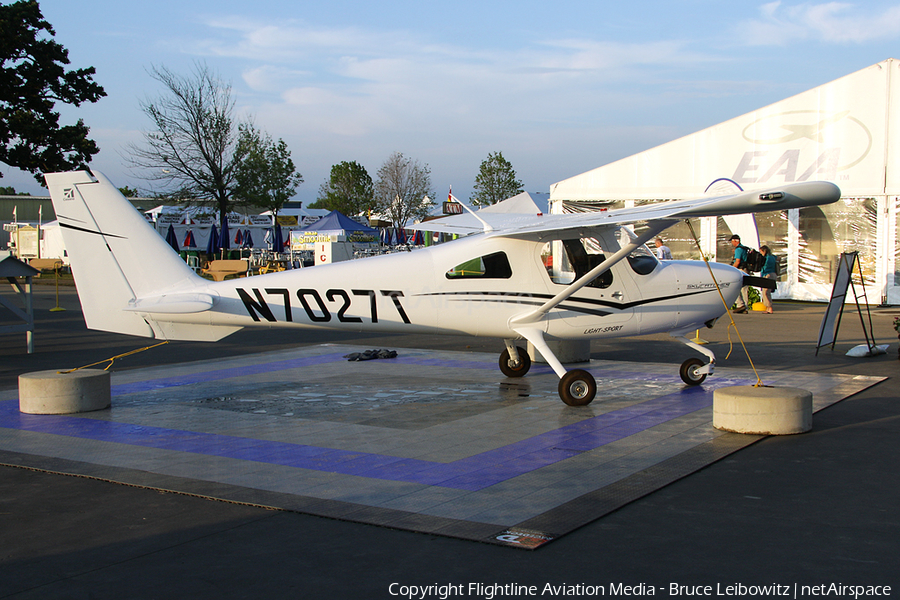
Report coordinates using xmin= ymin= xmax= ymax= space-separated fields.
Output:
xmin=0 ymin=0 xmax=106 ymax=182
xmin=310 ymin=160 xmax=374 ymax=216
xmin=233 ymin=123 xmax=303 ymax=218
xmin=471 ymin=151 xmax=523 ymax=206
xmin=126 ymin=63 xmax=249 ymax=228
xmin=374 ymin=151 xmax=434 ymax=229
xmin=0 ymin=185 xmax=29 ymax=195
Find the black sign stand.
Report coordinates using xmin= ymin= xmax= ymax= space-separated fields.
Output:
xmin=816 ymin=251 xmax=876 ymax=355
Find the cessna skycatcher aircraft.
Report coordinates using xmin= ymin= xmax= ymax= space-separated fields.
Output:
xmin=45 ymin=170 xmax=840 ymax=406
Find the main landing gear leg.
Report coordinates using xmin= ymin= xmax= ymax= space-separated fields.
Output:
xmin=672 ymin=333 xmax=716 ymax=386
xmin=510 ymin=328 xmax=596 ymax=406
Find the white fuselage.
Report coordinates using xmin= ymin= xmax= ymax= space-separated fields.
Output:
xmin=150 ymin=233 xmax=743 ymax=342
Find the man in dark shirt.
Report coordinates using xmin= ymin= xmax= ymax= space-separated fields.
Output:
xmin=730 ymin=234 xmax=750 ymax=313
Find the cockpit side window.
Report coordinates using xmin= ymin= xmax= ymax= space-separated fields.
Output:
xmin=446 ymin=251 xmax=513 ymax=279
xmin=542 ymin=238 xmax=613 ymax=288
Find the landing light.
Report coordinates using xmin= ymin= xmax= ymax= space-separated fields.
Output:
xmin=759 ymin=192 xmax=784 ymax=201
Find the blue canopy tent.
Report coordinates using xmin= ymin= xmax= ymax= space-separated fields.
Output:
xmin=300 ymin=211 xmax=377 ymax=240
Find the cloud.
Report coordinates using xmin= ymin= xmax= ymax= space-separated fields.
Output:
xmin=741 ymin=1 xmax=900 ymax=45
xmin=191 ymin=16 xmax=722 ymax=128
xmin=164 ymin=14 xmax=748 ymax=201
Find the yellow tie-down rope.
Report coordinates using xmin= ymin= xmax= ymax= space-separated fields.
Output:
xmin=58 ymin=341 xmax=170 ymax=374
xmin=685 ymin=220 xmax=764 ymax=387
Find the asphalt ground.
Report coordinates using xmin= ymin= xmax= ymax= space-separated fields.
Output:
xmin=1 ymin=285 xmax=898 ymax=599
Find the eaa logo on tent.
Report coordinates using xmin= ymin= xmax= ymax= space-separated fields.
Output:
xmin=731 ymin=110 xmax=873 ymax=185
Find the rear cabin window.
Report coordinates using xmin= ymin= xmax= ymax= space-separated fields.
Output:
xmin=446 ymin=252 xmax=513 ymax=279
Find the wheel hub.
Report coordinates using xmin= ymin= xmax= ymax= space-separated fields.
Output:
xmin=568 ymin=381 xmax=589 ymax=399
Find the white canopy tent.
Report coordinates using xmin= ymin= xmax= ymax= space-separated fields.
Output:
xmin=551 ymin=58 xmax=900 ymax=304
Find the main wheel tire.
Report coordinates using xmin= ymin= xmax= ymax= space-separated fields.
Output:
xmin=558 ymin=369 xmax=597 ymax=406
xmin=499 ymin=347 xmax=531 ymax=377
xmin=680 ymin=357 xmax=707 ymax=386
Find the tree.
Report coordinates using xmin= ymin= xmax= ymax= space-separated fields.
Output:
xmin=0 ymin=0 xmax=106 ymax=183
xmin=126 ymin=63 xmax=248 ymax=230
xmin=374 ymin=151 xmax=434 ymax=229
xmin=0 ymin=185 xmax=29 ymax=195
xmin=117 ymin=186 xmax=139 ymax=197
xmin=470 ymin=151 xmax=523 ymax=206
xmin=233 ymin=123 xmax=303 ymax=219
xmin=309 ymin=160 xmax=374 ymax=216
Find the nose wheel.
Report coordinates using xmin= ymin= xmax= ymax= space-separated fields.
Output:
xmin=679 ymin=357 xmax=708 ymax=385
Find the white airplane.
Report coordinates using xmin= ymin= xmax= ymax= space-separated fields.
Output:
xmin=44 ymin=170 xmax=840 ymax=406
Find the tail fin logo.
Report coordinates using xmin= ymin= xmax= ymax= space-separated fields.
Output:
xmin=63 ymin=188 xmax=75 ymax=201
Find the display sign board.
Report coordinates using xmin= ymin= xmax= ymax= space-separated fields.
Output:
xmin=15 ymin=226 xmax=39 ymax=258
xmin=290 ymin=230 xmax=340 ymax=251
xmin=816 ymin=252 xmax=876 ymax=354
xmin=443 ymin=201 xmax=463 ymax=215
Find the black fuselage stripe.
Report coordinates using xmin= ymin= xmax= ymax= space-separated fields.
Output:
xmin=417 ymin=289 xmax=714 ymax=311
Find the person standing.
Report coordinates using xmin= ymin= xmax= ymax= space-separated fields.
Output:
xmin=729 ymin=234 xmax=750 ymax=313
xmin=759 ymin=245 xmax=778 ymax=314
xmin=654 ymin=237 xmax=673 ymax=260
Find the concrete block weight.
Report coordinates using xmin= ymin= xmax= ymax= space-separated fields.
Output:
xmin=713 ymin=385 xmax=812 ymax=435
xmin=19 ymin=369 xmax=111 ymax=414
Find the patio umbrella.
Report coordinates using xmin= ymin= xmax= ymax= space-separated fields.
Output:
xmin=243 ymin=229 xmax=253 ymax=248
xmin=273 ymin=225 xmax=284 ymax=253
xmin=220 ymin=219 xmax=230 ymax=256
xmin=206 ymin=224 xmax=219 ymax=256
xmin=165 ymin=224 xmax=180 ymax=252
xmin=233 ymin=229 xmax=243 ymax=246
xmin=183 ymin=230 xmax=197 ymax=248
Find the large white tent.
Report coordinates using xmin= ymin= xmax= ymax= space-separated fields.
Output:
xmin=551 ymin=58 xmax=900 ymax=304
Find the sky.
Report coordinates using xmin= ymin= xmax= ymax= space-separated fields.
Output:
xmin=4 ymin=0 xmax=900 ymax=206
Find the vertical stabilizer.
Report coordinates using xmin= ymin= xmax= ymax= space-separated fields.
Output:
xmin=45 ymin=170 xmax=201 ymax=338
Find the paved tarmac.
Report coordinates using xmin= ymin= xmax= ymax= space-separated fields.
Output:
xmin=1 ymin=286 xmax=899 ymax=599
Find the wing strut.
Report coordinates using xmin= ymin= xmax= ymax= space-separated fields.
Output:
xmin=510 ymin=220 xmax=674 ymax=326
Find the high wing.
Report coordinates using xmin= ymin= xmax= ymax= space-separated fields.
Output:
xmin=415 ymin=181 xmax=841 ymax=334
xmin=413 ymin=181 xmax=841 ymax=239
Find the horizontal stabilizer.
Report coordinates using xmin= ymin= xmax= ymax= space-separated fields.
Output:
xmin=124 ymin=293 xmax=216 ymax=314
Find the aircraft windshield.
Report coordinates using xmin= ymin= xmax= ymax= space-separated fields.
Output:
xmin=617 ymin=227 xmax=659 ymax=275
